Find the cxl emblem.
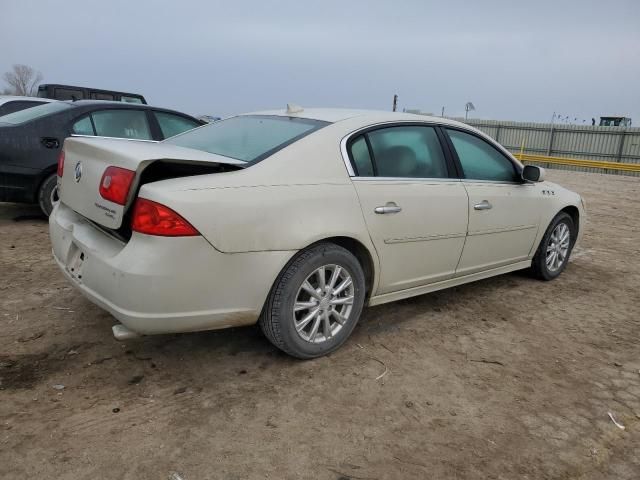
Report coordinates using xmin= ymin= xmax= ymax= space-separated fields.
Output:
xmin=74 ymin=162 xmax=82 ymax=183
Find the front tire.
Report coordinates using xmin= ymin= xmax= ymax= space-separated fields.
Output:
xmin=259 ymin=243 xmax=366 ymax=359
xmin=38 ymin=174 xmax=59 ymax=217
xmin=530 ymin=212 xmax=575 ymax=281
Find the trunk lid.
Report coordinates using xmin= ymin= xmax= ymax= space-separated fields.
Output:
xmin=59 ymin=136 xmax=244 ymax=230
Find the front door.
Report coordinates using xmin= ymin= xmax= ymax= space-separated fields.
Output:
xmin=347 ymin=124 xmax=469 ymax=294
xmin=444 ymin=128 xmax=541 ymax=276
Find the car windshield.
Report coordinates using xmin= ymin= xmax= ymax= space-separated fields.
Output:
xmin=0 ymin=101 xmax=72 ymax=124
xmin=164 ymin=115 xmax=329 ymax=162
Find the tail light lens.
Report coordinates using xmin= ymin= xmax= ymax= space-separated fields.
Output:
xmin=99 ymin=166 xmax=135 ymax=205
xmin=131 ymin=198 xmax=199 ymax=237
xmin=57 ymin=150 xmax=65 ymax=177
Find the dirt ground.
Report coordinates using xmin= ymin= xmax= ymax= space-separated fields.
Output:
xmin=1 ymin=170 xmax=639 ymax=480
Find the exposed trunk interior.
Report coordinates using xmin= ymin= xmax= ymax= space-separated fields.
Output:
xmin=110 ymin=160 xmax=242 ymax=242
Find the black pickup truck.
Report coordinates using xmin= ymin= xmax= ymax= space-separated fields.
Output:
xmin=38 ymin=84 xmax=147 ymax=104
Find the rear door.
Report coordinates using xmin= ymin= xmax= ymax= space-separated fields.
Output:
xmin=70 ymin=109 xmax=155 ymax=140
xmin=444 ymin=127 xmax=541 ymax=276
xmin=348 ymin=124 xmax=469 ymax=294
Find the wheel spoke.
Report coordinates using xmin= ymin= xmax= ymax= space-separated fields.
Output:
xmin=308 ymin=315 xmax=322 ymax=342
xmin=317 ymin=266 xmax=326 ymax=291
xmin=333 ymin=277 xmax=352 ymax=296
xmin=301 ymin=280 xmax=321 ymax=300
xmin=294 ymin=301 xmax=317 ymax=312
xmin=328 ymin=265 xmax=342 ymax=289
xmin=546 ymin=251 xmax=556 ymax=267
xmin=296 ymin=307 xmax=319 ymax=332
xmin=330 ymin=309 xmax=348 ymax=325
xmin=322 ymin=312 xmax=332 ymax=339
xmin=330 ymin=296 xmax=353 ymax=306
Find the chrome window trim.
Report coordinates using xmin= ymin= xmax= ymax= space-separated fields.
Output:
xmin=461 ymin=179 xmax=532 ymax=186
xmin=352 ymin=176 xmax=461 ymax=183
xmin=70 ymin=134 xmax=159 ymax=143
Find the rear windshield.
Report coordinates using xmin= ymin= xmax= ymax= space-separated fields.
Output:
xmin=164 ymin=115 xmax=329 ymax=162
xmin=0 ymin=101 xmax=72 ymax=124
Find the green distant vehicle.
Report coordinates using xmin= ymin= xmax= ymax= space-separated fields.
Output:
xmin=599 ymin=116 xmax=632 ymax=127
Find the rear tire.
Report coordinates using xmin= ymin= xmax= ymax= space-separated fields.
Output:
xmin=530 ymin=212 xmax=575 ymax=281
xmin=38 ymin=174 xmax=58 ymax=217
xmin=259 ymin=243 xmax=366 ymax=359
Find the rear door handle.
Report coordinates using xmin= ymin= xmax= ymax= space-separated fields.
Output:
xmin=374 ymin=202 xmax=402 ymax=214
xmin=41 ymin=137 xmax=60 ymax=149
xmin=474 ymin=200 xmax=492 ymax=210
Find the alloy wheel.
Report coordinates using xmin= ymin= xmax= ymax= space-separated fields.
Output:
xmin=293 ymin=264 xmax=355 ymax=343
xmin=546 ymin=222 xmax=571 ymax=272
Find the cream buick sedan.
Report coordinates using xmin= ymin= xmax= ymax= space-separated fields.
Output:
xmin=50 ymin=107 xmax=585 ymax=358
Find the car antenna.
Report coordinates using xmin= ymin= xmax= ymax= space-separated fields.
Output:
xmin=286 ymin=103 xmax=303 ymax=114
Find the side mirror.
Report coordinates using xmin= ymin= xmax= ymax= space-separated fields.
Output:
xmin=522 ymin=165 xmax=545 ymax=182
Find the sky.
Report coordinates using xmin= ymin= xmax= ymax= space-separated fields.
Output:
xmin=1 ymin=0 xmax=639 ymax=123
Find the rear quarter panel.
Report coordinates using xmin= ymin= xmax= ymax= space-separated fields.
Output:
xmin=137 ymin=121 xmax=379 ymax=277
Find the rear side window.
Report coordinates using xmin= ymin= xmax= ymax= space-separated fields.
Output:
xmin=72 ymin=116 xmax=95 ymax=135
xmin=365 ymin=126 xmax=448 ymax=178
xmin=348 ymin=136 xmax=375 ymax=176
xmin=155 ymin=111 xmax=200 ymax=139
xmin=0 ymin=101 xmax=72 ymax=124
xmin=90 ymin=92 xmax=115 ymax=101
xmin=54 ymin=88 xmax=84 ymax=100
xmin=91 ymin=110 xmax=152 ymax=140
xmin=165 ymin=115 xmax=328 ymax=162
xmin=0 ymin=100 xmax=46 ymax=116
xmin=121 ymin=96 xmax=144 ymax=104
xmin=447 ymin=129 xmax=516 ymax=182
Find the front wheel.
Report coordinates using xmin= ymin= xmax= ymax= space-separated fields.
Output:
xmin=259 ymin=243 xmax=366 ymax=359
xmin=38 ymin=174 xmax=59 ymax=217
xmin=530 ymin=212 xmax=576 ymax=281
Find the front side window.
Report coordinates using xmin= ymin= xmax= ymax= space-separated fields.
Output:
xmin=91 ymin=109 xmax=152 ymax=140
xmin=0 ymin=101 xmax=73 ymax=125
xmin=364 ymin=125 xmax=448 ymax=178
xmin=447 ymin=129 xmax=517 ymax=182
xmin=165 ymin=115 xmax=328 ymax=162
xmin=155 ymin=111 xmax=200 ymax=139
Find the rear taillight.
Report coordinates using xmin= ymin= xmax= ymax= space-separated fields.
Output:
xmin=57 ymin=150 xmax=65 ymax=177
xmin=99 ymin=166 xmax=135 ymax=205
xmin=131 ymin=198 xmax=200 ymax=237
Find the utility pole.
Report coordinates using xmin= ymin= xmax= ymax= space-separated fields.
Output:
xmin=441 ymin=106 xmax=445 ymax=117
xmin=392 ymin=94 xmax=398 ymax=112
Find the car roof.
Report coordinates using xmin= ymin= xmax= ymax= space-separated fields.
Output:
xmin=244 ymin=107 xmax=468 ymax=128
xmin=0 ymin=95 xmax=58 ymax=105
xmin=66 ymin=99 xmax=156 ymax=108
xmin=61 ymin=100 xmax=203 ymax=121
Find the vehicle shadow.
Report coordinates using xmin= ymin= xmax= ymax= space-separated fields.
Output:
xmin=0 ymin=202 xmax=47 ymax=223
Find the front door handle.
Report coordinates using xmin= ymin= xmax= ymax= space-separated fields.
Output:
xmin=375 ymin=202 xmax=402 ymax=214
xmin=474 ymin=200 xmax=492 ymax=210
